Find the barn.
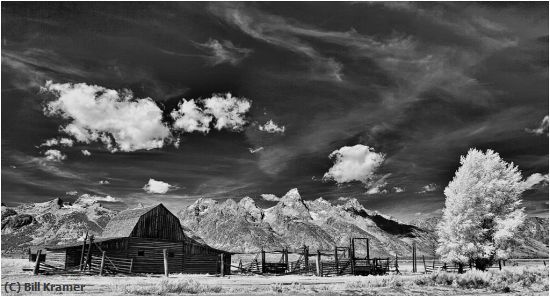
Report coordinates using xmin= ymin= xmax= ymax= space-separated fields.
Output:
xmin=42 ymin=204 xmax=231 ymax=274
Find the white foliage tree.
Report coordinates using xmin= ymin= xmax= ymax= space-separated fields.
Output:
xmin=436 ymin=148 xmax=526 ymax=270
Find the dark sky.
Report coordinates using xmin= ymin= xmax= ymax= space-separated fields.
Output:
xmin=2 ymin=2 xmax=548 ymax=221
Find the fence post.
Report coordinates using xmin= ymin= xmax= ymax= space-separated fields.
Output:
xmin=220 ymin=253 xmax=225 ymax=277
xmin=129 ymin=258 xmax=134 ymax=274
xmin=412 ymin=242 xmax=417 ymax=273
xmin=498 ymin=260 xmax=502 ymax=271
xmin=334 ymin=246 xmax=339 ymax=275
xmin=99 ymin=251 xmax=106 ymax=276
xmin=33 ymin=250 xmax=42 ymax=275
xmin=422 ymin=255 xmax=427 ymax=273
xmin=261 ymin=249 xmax=266 ymax=274
xmin=284 ymin=248 xmax=289 ymax=273
xmin=366 ymin=238 xmax=370 ymax=261
xmin=79 ymin=231 xmax=88 ymax=271
xmin=351 ymin=238 xmax=355 ymax=275
xmin=163 ymin=249 xmax=169 ymax=277
xmin=316 ymin=250 xmax=321 ymax=277
xmin=395 ymin=254 xmax=399 ymax=274
xmin=86 ymin=235 xmax=94 ymax=271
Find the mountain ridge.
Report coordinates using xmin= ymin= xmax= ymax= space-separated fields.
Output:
xmin=2 ymin=189 xmax=548 ymax=259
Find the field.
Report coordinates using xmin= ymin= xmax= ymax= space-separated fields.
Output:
xmin=1 ymin=258 xmax=548 ymax=295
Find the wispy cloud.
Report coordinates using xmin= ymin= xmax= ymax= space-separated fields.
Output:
xmin=248 ymin=147 xmax=264 ymax=154
xmin=526 ymin=115 xmax=549 ymax=136
xmin=209 ymin=3 xmax=344 ymax=82
xmin=195 ymin=39 xmax=253 ymax=66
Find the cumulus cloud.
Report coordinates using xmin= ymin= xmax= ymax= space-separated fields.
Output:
xmin=81 ymin=150 xmax=91 ymax=156
xmin=171 ymin=93 xmax=251 ymax=133
xmin=524 ymin=173 xmax=549 ymax=189
xmin=323 ymin=144 xmax=385 ymax=185
xmin=99 ymin=180 xmax=110 ymax=185
xmin=170 ymin=99 xmax=213 ymax=133
xmin=41 ymin=137 xmax=74 ymax=147
xmin=419 ymin=183 xmax=438 ymax=193
xmin=203 ymin=93 xmax=251 ymax=131
xmin=526 ymin=115 xmax=549 ymax=136
xmin=143 ymin=178 xmax=176 ymax=194
xmin=393 ymin=186 xmax=405 ymax=193
xmin=249 ymin=147 xmax=264 ymax=154
xmin=366 ymin=184 xmax=388 ymax=195
xmin=259 ymin=119 xmax=285 ymax=134
xmin=42 ymin=81 xmax=172 ymax=152
xmin=44 ymin=149 xmax=66 ymax=162
xmin=195 ymin=39 xmax=253 ymax=66
xmin=261 ymin=194 xmax=280 ymax=202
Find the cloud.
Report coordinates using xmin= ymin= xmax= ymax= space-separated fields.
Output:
xmin=203 ymin=93 xmax=251 ymax=131
xmin=249 ymin=147 xmax=264 ymax=154
xmin=99 ymin=180 xmax=110 ymax=185
xmin=143 ymin=178 xmax=176 ymax=194
xmin=41 ymin=137 xmax=74 ymax=147
xmin=366 ymin=173 xmax=391 ymax=194
xmin=171 ymin=99 xmax=213 ymax=133
xmin=323 ymin=144 xmax=385 ymax=185
xmin=393 ymin=186 xmax=405 ymax=193
xmin=171 ymin=93 xmax=251 ymax=133
xmin=261 ymin=194 xmax=280 ymax=202
xmin=259 ymin=119 xmax=285 ymax=134
xmin=526 ymin=115 xmax=549 ymax=136
xmin=419 ymin=183 xmax=438 ymax=193
xmin=195 ymin=39 xmax=253 ymax=66
xmin=209 ymin=3 xmax=344 ymax=82
xmin=524 ymin=173 xmax=549 ymax=189
xmin=42 ymin=81 xmax=172 ymax=152
xmin=366 ymin=184 xmax=388 ymax=195
xmin=44 ymin=149 xmax=66 ymax=162
xmin=75 ymin=194 xmax=118 ymax=206
xmin=65 ymin=191 xmax=78 ymax=196
xmin=81 ymin=150 xmax=91 ymax=156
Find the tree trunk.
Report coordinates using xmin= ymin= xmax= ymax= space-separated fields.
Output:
xmin=474 ymin=258 xmax=492 ymax=271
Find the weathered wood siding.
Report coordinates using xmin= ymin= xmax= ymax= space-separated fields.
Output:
xmin=44 ymin=250 xmax=66 ymax=268
xmin=130 ymin=205 xmax=186 ymax=241
xmin=183 ymin=241 xmax=231 ymax=274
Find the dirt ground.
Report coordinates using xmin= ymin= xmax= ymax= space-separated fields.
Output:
xmin=1 ymin=258 xmax=548 ymax=295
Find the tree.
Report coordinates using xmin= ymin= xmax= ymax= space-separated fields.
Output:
xmin=436 ymin=148 xmax=526 ymax=271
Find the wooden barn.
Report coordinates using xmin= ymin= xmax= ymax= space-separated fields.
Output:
xmin=41 ymin=204 xmax=231 ymax=275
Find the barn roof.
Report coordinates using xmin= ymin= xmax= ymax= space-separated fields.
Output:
xmin=99 ymin=204 xmax=158 ymax=239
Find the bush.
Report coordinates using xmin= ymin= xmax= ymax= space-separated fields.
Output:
xmin=427 ymin=266 xmax=549 ymax=292
xmin=124 ymin=279 xmax=222 ymax=295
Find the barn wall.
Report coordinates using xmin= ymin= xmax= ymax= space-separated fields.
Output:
xmin=43 ymin=250 xmax=66 ymax=268
xmin=183 ymin=241 xmax=231 ymax=274
xmin=130 ymin=205 xmax=186 ymax=241
xmin=127 ymin=238 xmax=184 ymax=273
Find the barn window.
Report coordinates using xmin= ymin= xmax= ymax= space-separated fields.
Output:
xmin=168 ymin=251 xmax=175 ymax=257
xmin=137 ymin=251 xmax=145 ymax=256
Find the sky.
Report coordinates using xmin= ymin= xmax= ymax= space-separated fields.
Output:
xmin=1 ymin=2 xmax=548 ymax=221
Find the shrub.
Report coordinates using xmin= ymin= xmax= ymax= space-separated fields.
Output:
xmin=123 ymin=279 xmax=222 ymax=295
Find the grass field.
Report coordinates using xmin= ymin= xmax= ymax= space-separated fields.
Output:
xmin=1 ymin=258 xmax=548 ymax=295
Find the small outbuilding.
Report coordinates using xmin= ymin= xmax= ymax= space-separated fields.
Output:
xmin=41 ymin=204 xmax=231 ymax=274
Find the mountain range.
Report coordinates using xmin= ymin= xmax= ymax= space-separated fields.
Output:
xmin=2 ymin=189 xmax=548 ymax=259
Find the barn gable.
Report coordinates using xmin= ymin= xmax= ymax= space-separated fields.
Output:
xmin=101 ymin=204 xmax=187 ymax=242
